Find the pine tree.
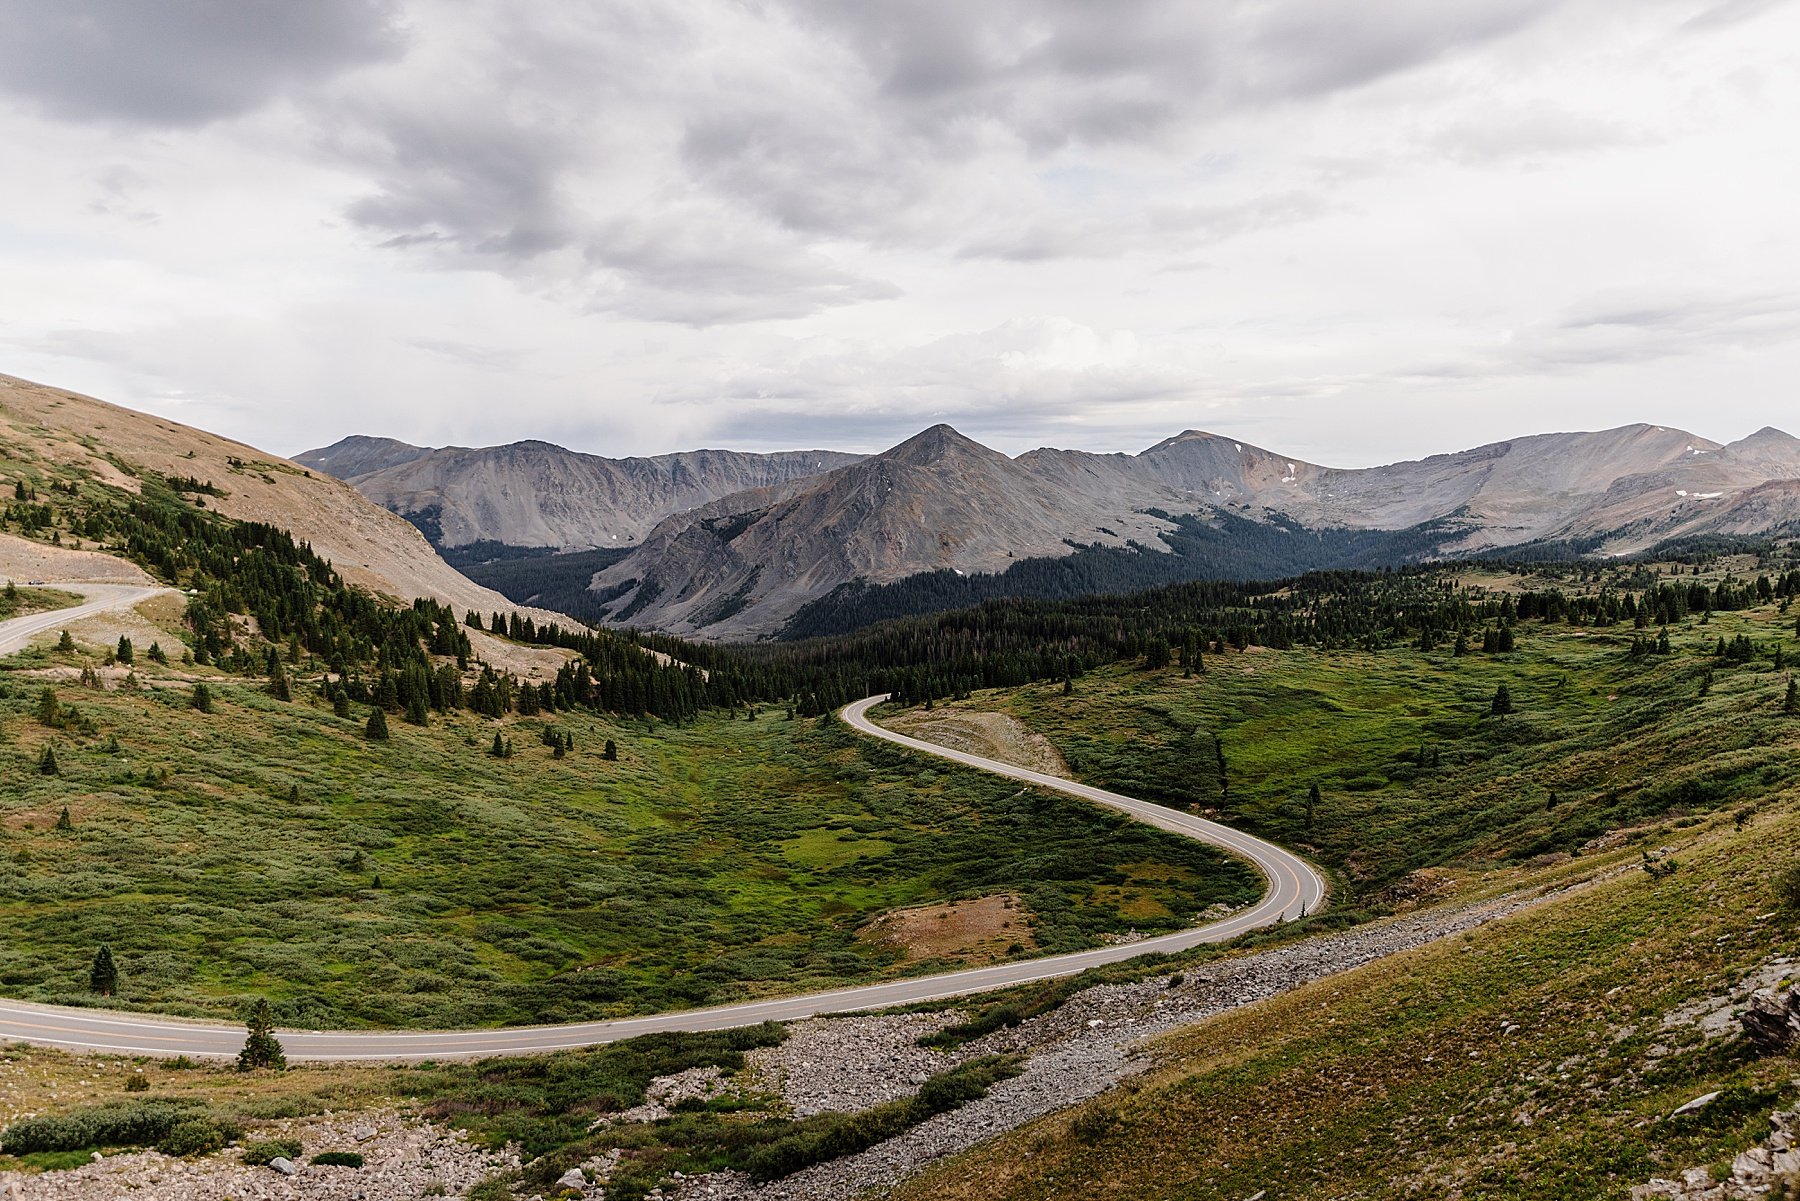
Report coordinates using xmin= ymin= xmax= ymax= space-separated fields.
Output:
xmin=89 ymin=945 xmax=118 ymax=996
xmin=266 ymin=660 xmax=291 ymax=701
xmin=1785 ymin=679 xmax=1799 ymax=715
xmin=39 ymin=745 xmax=60 ymax=776
xmin=115 ymin=636 xmax=133 ymax=665
xmin=404 ymin=691 xmax=428 ymax=726
xmin=603 ymin=738 xmax=618 ymax=762
xmin=1061 ymin=675 xmax=1073 ymax=697
xmin=1490 ymin=684 xmax=1514 ymax=717
xmin=366 ymin=708 xmax=390 ymax=740
xmin=1305 ymin=782 xmax=1321 ymax=831
xmin=332 ymin=689 xmax=352 ymax=719
xmin=56 ymin=629 xmax=74 ymax=652
xmin=36 ymin=686 xmax=60 ymax=727
xmin=190 ymin=683 xmax=213 ymax=713
xmin=147 ymin=641 xmax=168 ymax=665
xmin=490 ymin=731 xmax=506 ymax=758
xmin=237 ymin=998 xmax=286 ymax=1071
xmin=55 ymin=804 xmax=72 ymax=829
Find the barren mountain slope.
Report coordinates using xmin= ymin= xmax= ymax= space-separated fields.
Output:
xmin=293 ymin=434 xmax=433 ymax=480
xmin=589 ymin=425 xmax=1184 ymax=639
xmin=0 ymin=373 xmax=549 ymax=621
xmin=586 ymin=420 xmax=1799 ymax=640
xmin=302 ymin=436 xmax=863 ymax=549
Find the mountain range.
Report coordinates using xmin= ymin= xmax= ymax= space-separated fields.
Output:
xmin=296 ymin=435 xmax=862 ymax=551
xmin=589 ymin=420 xmax=1800 ymax=638
xmin=302 ymin=417 xmax=1800 ymax=641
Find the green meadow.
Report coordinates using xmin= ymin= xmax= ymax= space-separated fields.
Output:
xmin=0 ymin=641 xmax=1257 ymax=1030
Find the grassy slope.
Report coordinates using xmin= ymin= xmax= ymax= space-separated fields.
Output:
xmin=895 ymin=799 xmax=1800 ymax=1201
xmin=881 ymin=575 xmax=1800 ymax=1200
xmin=943 ymin=580 xmax=1800 ymax=893
xmin=0 ymin=643 xmax=1257 ymax=1029
xmin=0 ymin=586 xmax=83 ymax=621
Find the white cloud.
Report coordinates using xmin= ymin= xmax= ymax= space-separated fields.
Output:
xmin=0 ymin=0 xmax=1797 ymax=466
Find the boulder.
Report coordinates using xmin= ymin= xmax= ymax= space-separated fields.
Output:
xmin=556 ymin=1167 xmax=588 ymax=1191
xmin=1671 ymin=1091 xmax=1719 ymax=1116
xmin=1741 ymin=986 xmax=1800 ymax=1054
xmin=268 ymin=1156 xmax=297 ymax=1175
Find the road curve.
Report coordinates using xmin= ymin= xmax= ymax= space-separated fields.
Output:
xmin=0 ymin=584 xmax=174 ymax=657
xmin=0 ymin=694 xmax=1326 ymax=1061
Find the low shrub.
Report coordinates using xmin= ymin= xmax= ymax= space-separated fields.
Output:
xmin=0 ymin=1098 xmax=206 ymax=1154
xmin=741 ymin=1055 xmax=1022 ymax=1182
xmin=311 ymin=1150 xmax=365 ymax=1168
xmin=157 ymin=1115 xmax=242 ymax=1157
xmin=241 ymin=1138 xmax=303 ymax=1165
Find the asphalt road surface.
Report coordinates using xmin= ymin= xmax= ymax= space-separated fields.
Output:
xmin=0 ymin=692 xmax=1327 ymax=1061
xmin=0 ymin=583 xmax=172 ymax=657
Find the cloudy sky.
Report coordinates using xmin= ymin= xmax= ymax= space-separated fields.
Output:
xmin=1 ymin=0 xmax=1797 ymax=465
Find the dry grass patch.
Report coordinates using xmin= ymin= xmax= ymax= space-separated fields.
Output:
xmin=860 ymin=894 xmax=1037 ymax=963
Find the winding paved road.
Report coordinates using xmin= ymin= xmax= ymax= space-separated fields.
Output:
xmin=0 ymin=584 xmax=172 ymax=657
xmin=0 ymin=691 xmax=1326 ymax=1061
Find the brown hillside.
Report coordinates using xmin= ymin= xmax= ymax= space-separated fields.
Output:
xmin=0 ymin=373 xmax=558 ymax=626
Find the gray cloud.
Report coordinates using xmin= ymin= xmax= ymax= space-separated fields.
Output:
xmin=0 ymin=0 xmax=404 ymax=125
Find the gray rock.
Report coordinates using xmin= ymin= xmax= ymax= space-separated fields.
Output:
xmin=557 ymin=1167 xmax=589 ymax=1190
xmin=267 ymin=1156 xmax=297 ymax=1175
xmin=1671 ymin=1091 xmax=1720 ymax=1116
xmin=1741 ymin=986 xmax=1800 ymax=1054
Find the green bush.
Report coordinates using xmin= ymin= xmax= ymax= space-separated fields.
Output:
xmin=1777 ymin=864 xmax=1800 ymax=910
xmin=0 ymin=1099 xmax=205 ymax=1154
xmin=241 ymin=1137 xmax=303 ymax=1165
xmin=157 ymin=1115 xmax=242 ymax=1157
xmin=311 ymin=1150 xmax=364 ymax=1168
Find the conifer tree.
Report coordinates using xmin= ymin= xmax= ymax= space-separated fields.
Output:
xmin=36 ymin=686 xmax=60 ymax=727
xmin=491 ymin=731 xmax=506 ymax=758
xmin=56 ymin=629 xmax=74 ymax=652
xmin=39 ymin=745 xmax=60 ymax=776
xmin=237 ymin=998 xmax=286 ymax=1071
xmin=1306 ymin=782 xmax=1321 ymax=831
xmin=603 ymin=738 xmax=618 ymax=762
xmin=404 ymin=691 xmax=428 ymax=726
xmin=55 ymin=804 xmax=71 ymax=829
xmin=148 ymin=641 xmax=168 ymax=664
xmin=1490 ymin=684 xmax=1514 ymax=717
xmin=333 ymin=689 xmax=352 ymax=719
xmin=1786 ymin=679 xmax=1799 ymax=716
xmin=115 ymin=636 xmax=133 ymax=665
xmin=89 ymin=945 xmax=118 ymax=996
xmin=365 ymin=707 xmax=389 ymax=740
xmin=266 ymin=660 xmax=291 ymax=701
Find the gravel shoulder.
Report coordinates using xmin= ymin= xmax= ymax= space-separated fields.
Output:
xmin=672 ymin=871 xmax=1618 ymax=1201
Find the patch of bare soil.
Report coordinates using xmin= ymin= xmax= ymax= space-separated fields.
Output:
xmin=859 ymin=893 xmax=1037 ymax=963
xmin=885 ymin=709 xmax=1070 ymax=778
xmin=0 ymin=532 xmax=153 ymax=585
xmin=469 ymin=627 xmax=575 ymax=683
